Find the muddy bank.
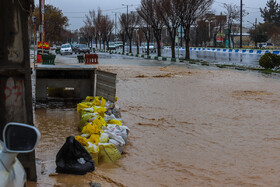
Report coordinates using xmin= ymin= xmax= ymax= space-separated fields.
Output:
xmin=29 ymin=62 xmax=280 ymax=186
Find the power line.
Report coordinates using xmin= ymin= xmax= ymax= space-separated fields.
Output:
xmin=214 ymin=0 xmax=262 ymax=10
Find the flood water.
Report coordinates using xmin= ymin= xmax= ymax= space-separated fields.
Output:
xmin=29 ymin=54 xmax=280 ymax=186
xmin=190 ymin=50 xmax=262 ymax=67
xmin=118 ymin=46 xmax=263 ymax=67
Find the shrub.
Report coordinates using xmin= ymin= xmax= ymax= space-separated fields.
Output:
xmin=259 ymin=52 xmax=280 ymax=69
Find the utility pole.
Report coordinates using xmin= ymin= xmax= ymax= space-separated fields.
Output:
xmin=255 ymin=18 xmax=257 ymax=29
xmin=0 ymin=0 xmax=37 ymax=181
xmin=39 ymin=0 xmax=42 ymax=42
xmin=180 ymin=24 xmax=183 ymax=47
xmin=41 ymin=0 xmax=45 ymax=55
xmin=112 ymin=12 xmax=119 ymax=41
xmin=240 ymin=0 xmax=243 ymax=48
xmin=115 ymin=12 xmax=117 ymax=38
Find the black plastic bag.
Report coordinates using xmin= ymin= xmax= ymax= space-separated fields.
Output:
xmin=56 ymin=136 xmax=95 ymax=175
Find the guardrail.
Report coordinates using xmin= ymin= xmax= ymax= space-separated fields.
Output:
xmin=189 ymin=47 xmax=280 ymax=54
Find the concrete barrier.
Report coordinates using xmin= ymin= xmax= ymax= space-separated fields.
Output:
xmin=35 ymin=65 xmax=116 ymax=103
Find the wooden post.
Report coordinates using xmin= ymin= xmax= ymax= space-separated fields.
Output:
xmin=0 ymin=0 xmax=37 ymax=181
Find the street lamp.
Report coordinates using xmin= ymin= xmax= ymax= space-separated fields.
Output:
xmin=122 ymin=4 xmax=133 ymax=23
xmin=205 ymin=20 xmax=214 ymax=44
xmin=112 ymin=11 xmax=121 ymax=41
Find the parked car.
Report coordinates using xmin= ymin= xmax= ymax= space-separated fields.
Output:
xmin=258 ymin=42 xmax=274 ymax=49
xmin=55 ymin=46 xmax=61 ymax=54
xmin=60 ymin=44 xmax=73 ymax=55
xmin=73 ymin=44 xmax=90 ymax=54
xmin=108 ymin=42 xmax=116 ymax=50
xmin=142 ymin=43 xmax=156 ymax=53
xmin=0 ymin=122 xmax=41 ymax=187
xmin=115 ymin=41 xmax=123 ymax=49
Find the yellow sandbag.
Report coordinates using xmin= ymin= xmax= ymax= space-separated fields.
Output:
xmin=88 ymin=134 xmax=100 ymax=145
xmin=98 ymin=143 xmax=121 ymax=163
xmin=94 ymin=106 xmax=107 ymax=117
xmin=85 ymin=96 xmax=95 ymax=102
xmin=79 ymin=113 xmax=97 ymax=131
xmin=99 ymin=133 xmax=109 ymax=143
xmin=77 ymin=103 xmax=89 ymax=113
xmin=75 ymin=136 xmax=89 ymax=147
xmin=115 ymin=96 xmax=119 ymax=102
xmin=85 ymin=142 xmax=99 ymax=165
xmin=100 ymin=97 xmax=106 ymax=107
xmin=92 ymin=97 xmax=101 ymax=106
xmin=82 ymin=123 xmax=100 ymax=134
xmin=92 ymin=116 xmax=107 ymax=129
xmin=108 ymin=119 xmax=122 ymax=126
xmin=80 ymin=108 xmax=95 ymax=117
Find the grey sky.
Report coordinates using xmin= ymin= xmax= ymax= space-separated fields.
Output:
xmin=43 ymin=0 xmax=268 ymax=30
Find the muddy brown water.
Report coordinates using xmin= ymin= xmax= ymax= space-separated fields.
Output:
xmin=28 ymin=57 xmax=280 ymax=186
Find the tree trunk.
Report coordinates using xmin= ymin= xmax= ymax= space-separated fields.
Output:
xmin=95 ymin=37 xmax=98 ymax=49
xmin=147 ymin=42 xmax=150 ymax=56
xmin=136 ymin=42 xmax=139 ymax=55
xmin=129 ymin=38 xmax=132 ymax=53
xmin=184 ymin=37 xmax=190 ymax=59
xmin=156 ymin=39 xmax=161 ymax=57
xmin=153 ymin=28 xmax=162 ymax=57
xmin=122 ymin=40 xmax=125 ymax=53
xmin=171 ymin=39 xmax=176 ymax=58
xmin=184 ymin=26 xmax=191 ymax=59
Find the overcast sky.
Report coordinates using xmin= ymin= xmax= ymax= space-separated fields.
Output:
xmin=43 ymin=0 xmax=268 ymax=31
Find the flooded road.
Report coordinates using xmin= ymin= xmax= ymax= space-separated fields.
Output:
xmin=29 ymin=54 xmax=280 ymax=186
xmin=119 ymin=46 xmax=264 ymax=67
xmin=190 ymin=50 xmax=262 ymax=67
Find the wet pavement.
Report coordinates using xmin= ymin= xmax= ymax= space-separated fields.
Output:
xmin=190 ymin=50 xmax=262 ymax=67
xmin=29 ymin=53 xmax=280 ymax=186
xmin=117 ymin=46 xmax=263 ymax=67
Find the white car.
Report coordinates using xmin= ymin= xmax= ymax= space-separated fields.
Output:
xmin=60 ymin=44 xmax=73 ymax=55
xmin=0 ymin=123 xmax=40 ymax=187
xmin=143 ymin=43 xmax=156 ymax=53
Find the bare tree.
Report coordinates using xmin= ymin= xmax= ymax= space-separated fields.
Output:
xmin=80 ymin=26 xmax=92 ymax=46
xmin=139 ymin=18 xmax=152 ymax=55
xmin=119 ymin=14 xmax=127 ymax=53
xmin=223 ymin=4 xmax=240 ymax=48
xmin=178 ymin=0 xmax=213 ymax=59
xmin=83 ymin=10 xmax=95 ymax=48
xmin=138 ymin=0 xmax=164 ymax=57
xmin=94 ymin=8 xmax=103 ymax=49
xmin=158 ymin=0 xmax=181 ymax=58
xmin=100 ymin=15 xmax=114 ymax=50
xmin=120 ymin=12 xmax=140 ymax=53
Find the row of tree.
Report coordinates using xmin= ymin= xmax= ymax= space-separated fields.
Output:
xmin=32 ymin=0 xmax=279 ymax=59
xmin=80 ymin=9 xmax=114 ymax=50
xmin=81 ymin=0 xmax=213 ymax=59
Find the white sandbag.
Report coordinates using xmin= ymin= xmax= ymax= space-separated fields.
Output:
xmin=109 ymin=139 xmax=124 ymax=153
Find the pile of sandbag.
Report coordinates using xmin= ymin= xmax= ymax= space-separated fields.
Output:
xmin=75 ymin=96 xmax=129 ymax=165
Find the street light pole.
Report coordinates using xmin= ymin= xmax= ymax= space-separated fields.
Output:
xmin=240 ymin=0 xmax=243 ymax=48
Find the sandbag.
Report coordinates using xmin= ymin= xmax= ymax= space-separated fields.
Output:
xmin=85 ymin=142 xmax=99 ymax=166
xmin=103 ymin=124 xmax=130 ymax=144
xmin=109 ymin=139 xmax=124 ymax=153
xmin=56 ymin=136 xmax=95 ymax=175
xmin=79 ymin=113 xmax=97 ymax=131
xmin=98 ymin=143 xmax=122 ymax=163
xmin=99 ymin=133 xmax=109 ymax=143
